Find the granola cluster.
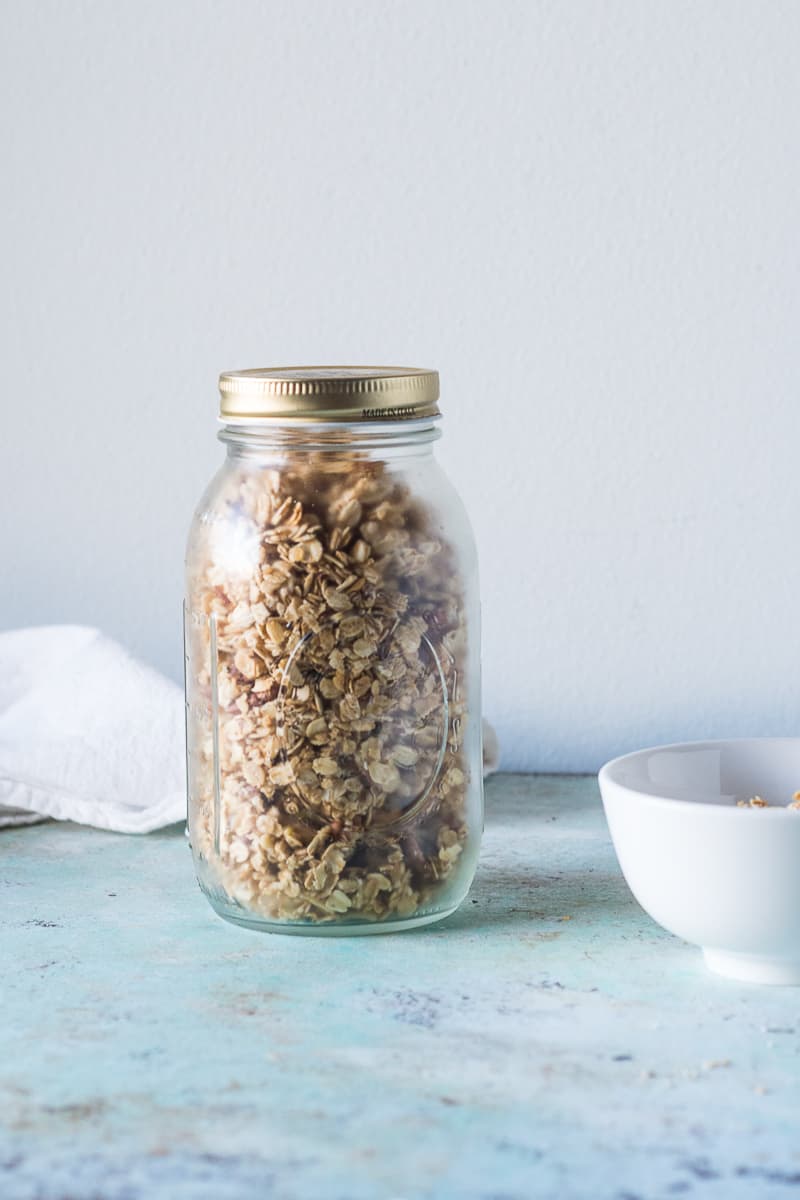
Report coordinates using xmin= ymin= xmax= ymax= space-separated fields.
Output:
xmin=186 ymin=450 xmax=473 ymax=925
xmin=738 ymin=792 xmax=800 ymax=810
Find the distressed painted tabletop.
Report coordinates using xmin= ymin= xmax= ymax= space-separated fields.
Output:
xmin=1 ymin=774 xmax=799 ymax=1200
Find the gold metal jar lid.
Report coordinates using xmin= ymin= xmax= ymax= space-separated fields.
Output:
xmin=218 ymin=366 xmax=440 ymax=423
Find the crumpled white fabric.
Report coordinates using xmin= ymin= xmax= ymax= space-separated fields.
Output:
xmin=482 ymin=719 xmax=500 ymax=777
xmin=0 ymin=626 xmax=185 ymax=833
xmin=0 ymin=625 xmax=500 ymax=834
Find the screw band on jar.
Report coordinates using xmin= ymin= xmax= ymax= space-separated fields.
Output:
xmin=218 ymin=365 xmax=441 ymax=423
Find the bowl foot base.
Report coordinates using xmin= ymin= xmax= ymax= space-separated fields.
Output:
xmin=703 ymin=948 xmax=800 ymax=986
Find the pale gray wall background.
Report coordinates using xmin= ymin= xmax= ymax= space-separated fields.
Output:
xmin=2 ymin=0 xmax=799 ymax=771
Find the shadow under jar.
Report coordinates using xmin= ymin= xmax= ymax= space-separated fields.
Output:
xmin=185 ymin=366 xmax=483 ymax=934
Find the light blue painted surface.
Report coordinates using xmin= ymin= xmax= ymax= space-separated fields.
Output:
xmin=1 ymin=774 xmax=799 ymax=1200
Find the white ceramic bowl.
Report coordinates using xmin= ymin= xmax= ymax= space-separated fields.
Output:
xmin=599 ymin=738 xmax=800 ymax=984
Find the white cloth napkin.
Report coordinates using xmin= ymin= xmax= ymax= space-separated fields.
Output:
xmin=0 ymin=626 xmax=185 ymax=833
xmin=0 ymin=625 xmax=500 ymax=834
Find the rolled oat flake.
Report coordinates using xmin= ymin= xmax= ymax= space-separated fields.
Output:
xmin=184 ymin=366 xmax=483 ymax=933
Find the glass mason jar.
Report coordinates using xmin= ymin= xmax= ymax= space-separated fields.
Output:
xmin=184 ymin=367 xmax=482 ymax=934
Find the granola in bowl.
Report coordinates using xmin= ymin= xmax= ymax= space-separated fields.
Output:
xmin=737 ymin=792 xmax=800 ymax=809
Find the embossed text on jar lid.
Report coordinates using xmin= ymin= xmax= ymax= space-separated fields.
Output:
xmin=218 ymin=366 xmax=441 ymax=423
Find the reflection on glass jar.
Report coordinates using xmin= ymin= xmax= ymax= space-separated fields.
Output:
xmin=185 ymin=367 xmax=483 ymax=934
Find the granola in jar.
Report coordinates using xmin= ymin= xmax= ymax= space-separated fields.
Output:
xmin=185 ymin=368 xmax=483 ymax=933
